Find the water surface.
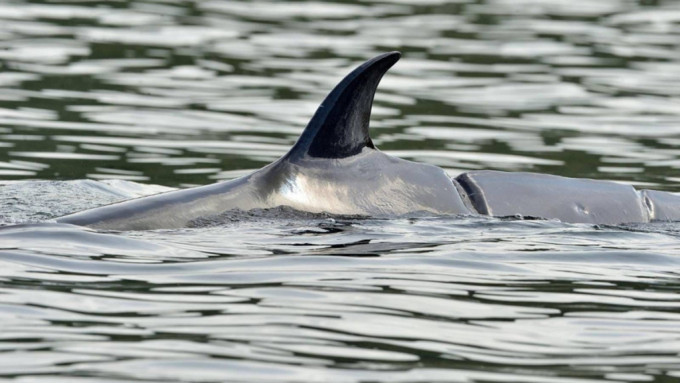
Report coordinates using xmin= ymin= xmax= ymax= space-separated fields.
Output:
xmin=1 ymin=0 xmax=680 ymax=382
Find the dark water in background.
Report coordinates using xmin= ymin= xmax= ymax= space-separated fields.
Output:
xmin=1 ymin=0 xmax=680 ymax=382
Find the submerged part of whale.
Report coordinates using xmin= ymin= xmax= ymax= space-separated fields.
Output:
xmin=57 ymin=52 xmax=680 ymax=230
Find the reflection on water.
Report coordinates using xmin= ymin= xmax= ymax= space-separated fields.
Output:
xmin=1 ymin=0 xmax=679 ymax=187
xmin=1 ymin=0 xmax=680 ymax=382
xmin=2 ymin=181 xmax=680 ymax=382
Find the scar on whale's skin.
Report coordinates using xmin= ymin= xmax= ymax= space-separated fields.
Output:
xmin=57 ymin=52 xmax=680 ymax=230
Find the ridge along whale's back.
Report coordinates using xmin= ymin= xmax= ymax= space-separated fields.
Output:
xmin=56 ymin=52 xmax=472 ymax=230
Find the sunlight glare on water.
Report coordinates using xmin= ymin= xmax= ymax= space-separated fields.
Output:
xmin=1 ymin=0 xmax=680 ymax=382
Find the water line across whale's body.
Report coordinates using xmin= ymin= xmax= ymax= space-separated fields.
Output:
xmin=57 ymin=52 xmax=680 ymax=230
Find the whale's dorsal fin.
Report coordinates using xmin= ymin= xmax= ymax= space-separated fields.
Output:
xmin=284 ymin=51 xmax=401 ymax=160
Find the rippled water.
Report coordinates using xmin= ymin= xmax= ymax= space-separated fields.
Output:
xmin=1 ymin=0 xmax=680 ymax=382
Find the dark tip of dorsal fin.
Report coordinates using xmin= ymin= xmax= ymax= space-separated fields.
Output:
xmin=284 ymin=51 xmax=401 ymax=160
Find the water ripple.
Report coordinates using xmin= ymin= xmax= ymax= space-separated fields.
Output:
xmin=2 ymin=0 xmax=680 ymax=381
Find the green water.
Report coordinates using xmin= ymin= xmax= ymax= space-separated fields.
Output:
xmin=1 ymin=0 xmax=680 ymax=382
xmin=1 ymin=0 xmax=679 ymax=189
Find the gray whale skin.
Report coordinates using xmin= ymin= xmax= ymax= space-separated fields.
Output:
xmin=58 ymin=52 xmax=680 ymax=230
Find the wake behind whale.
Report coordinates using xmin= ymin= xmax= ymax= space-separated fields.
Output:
xmin=57 ymin=52 xmax=680 ymax=230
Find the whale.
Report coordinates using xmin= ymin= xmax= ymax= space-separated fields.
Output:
xmin=57 ymin=52 xmax=680 ymax=230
